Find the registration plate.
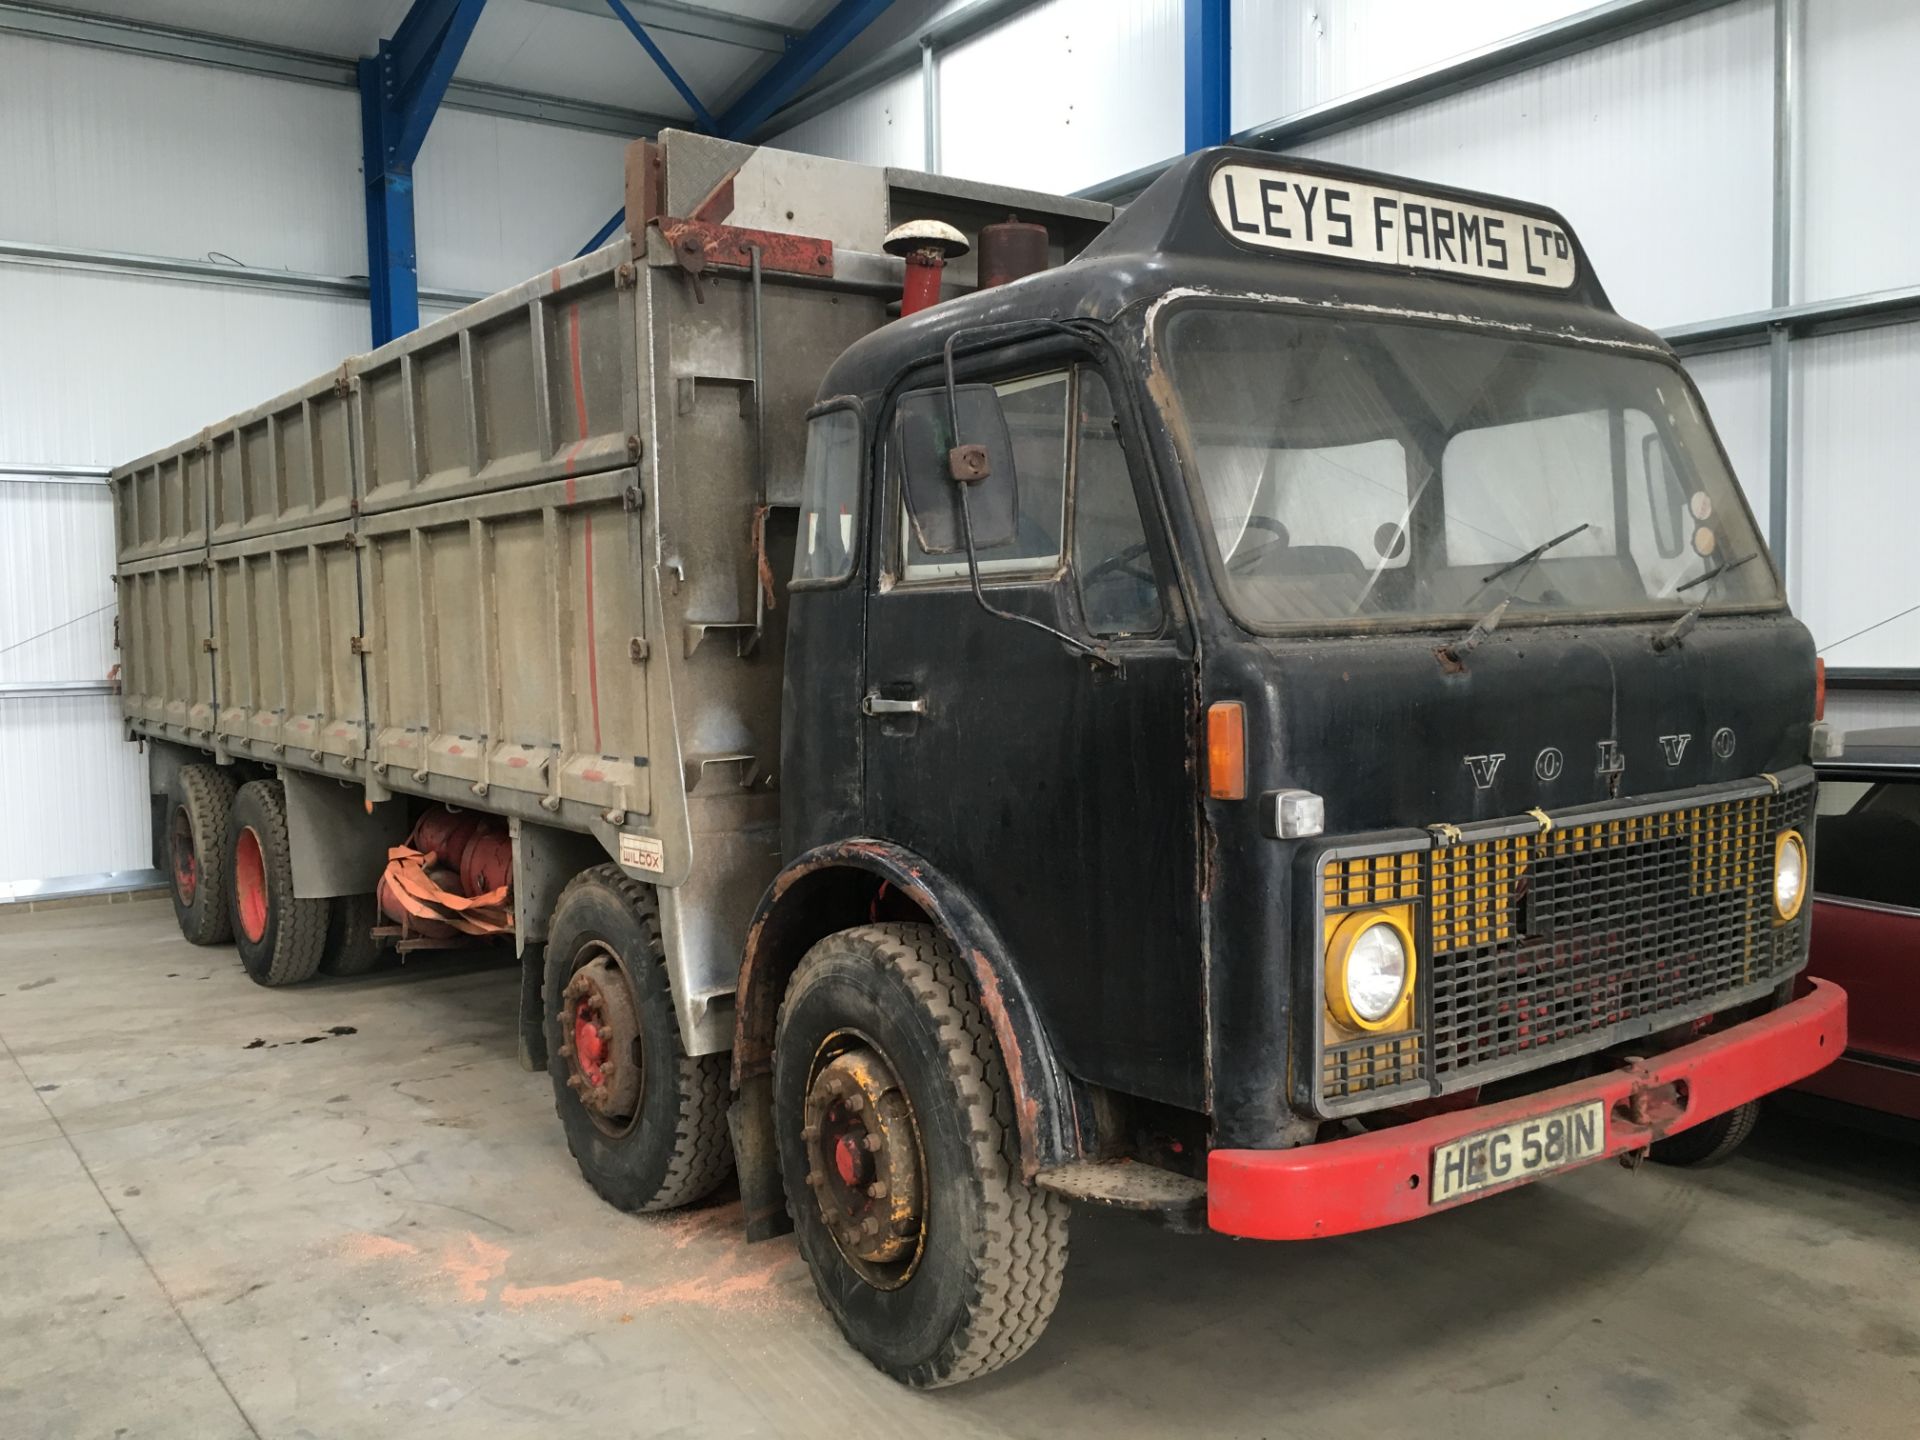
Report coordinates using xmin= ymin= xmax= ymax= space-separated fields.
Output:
xmin=1429 ymin=1100 xmax=1606 ymax=1205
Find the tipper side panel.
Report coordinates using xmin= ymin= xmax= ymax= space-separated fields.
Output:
xmin=354 ymin=252 xmax=652 ymax=828
xmin=116 ymin=551 xmax=214 ymax=746
xmin=209 ymin=521 xmax=364 ymax=766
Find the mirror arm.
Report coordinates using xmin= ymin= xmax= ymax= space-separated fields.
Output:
xmin=941 ymin=330 xmax=1118 ymax=671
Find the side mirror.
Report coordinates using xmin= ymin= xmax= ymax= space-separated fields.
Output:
xmin=894 ymin=383 xmax=1018 ymax=554
xmin=1642 ymin=433 xmax=1689 ymax=559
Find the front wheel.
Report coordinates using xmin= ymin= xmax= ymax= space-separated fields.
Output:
xmin=773 ymin=923 xmax=1068 ymax=1388
xmin=1649 ymin=1100 xmax=1760 ymax=1167
xmin=542 ymin=865 xmax=732 ymax=1212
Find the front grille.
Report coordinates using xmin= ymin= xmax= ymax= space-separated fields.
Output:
xmin=1314 ymin=773 xmax=1814 ymax=1112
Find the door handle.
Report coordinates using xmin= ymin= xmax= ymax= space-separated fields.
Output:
xmin=862 ymin=691 xmax=927 ymax=717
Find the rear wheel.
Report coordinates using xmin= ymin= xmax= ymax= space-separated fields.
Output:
xmin=1649 ymin=1100 xmax=1760 ymax=1167
xmin=167 ymin=764 xmax=238 ymax=946
xmin=320 ymin=892 xmax=385 ymax=977
xmin=227 ymin=780 xmax=332 ymax=987
xmin=543 ymin=865 xmax=732 ymax=1212
xmin=773 ymin=923 xmax=1069 ymax=1388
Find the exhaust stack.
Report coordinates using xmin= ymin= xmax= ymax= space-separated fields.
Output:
xmin=884 ymin=219 xmax=970 ymax=316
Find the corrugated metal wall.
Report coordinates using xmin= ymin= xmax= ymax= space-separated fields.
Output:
xmin=12 ymin=0 xmax=1919 ymax=884
xmin=1228 ymin=0 xmax=1592 ymax=132
xmin=1797 ymin=0 xmax=1914 ymax=303
xmin=1290 ymin=2 xmax=1775 ymax=330
xmin=1790 ymin=0 xmax=1920 ymax=674
xmin=1684 ymin=346 xmax=1772 ymax=544
xmin=1792 ymin=325 xmax=1919 ymax=668
xmin=937 ymin=0 xmax=1182 ymax=195
xmin=0 ymin=479 xmax=146 ymax=881
xmin=772 ymin=0 xmax=1184 ymax=196
xmin=775 ymin=67 xmax=925 ymax=171
xmin=773 ymin=0 xmax=1919 ymax=699
xmin=0 ymin=33 xmax=624 ymax=887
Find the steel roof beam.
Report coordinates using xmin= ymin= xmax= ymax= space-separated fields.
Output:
xmin=604 ymin=0 xmax=717 ymax=132
xmin=716 ymin=0 xmax=896 ymax=140
xmin=0 ymin=1 xmax=672 ymax=136
xmin=735 ymin=0 xmax=1038 ymax=142
xmin=525 ymin=0 xmax=794 ymax=53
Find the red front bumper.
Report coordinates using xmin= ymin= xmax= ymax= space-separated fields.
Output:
xmin=1209 ymin=979 xmax=1847 ymax=1240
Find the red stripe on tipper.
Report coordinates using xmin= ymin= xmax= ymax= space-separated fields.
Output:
xmin=567 ymin=302 xmax=591 ymax=440
xmin=583 ymin=512 xmax=601 ymax=752
xmin=563 ymin=298 xmax=602 ymax=752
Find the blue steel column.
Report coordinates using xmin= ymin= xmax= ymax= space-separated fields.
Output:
xmin=1184 ymin=0 xmax=1230 ymax=151
xmin=359 ymin=56 xmax=417 ymax=346
xmin=359 ymin=0 xmax=489 ymax=347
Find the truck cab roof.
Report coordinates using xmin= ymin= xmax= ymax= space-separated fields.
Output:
xmin=819 ymin=146 xmax=1660 ymax=405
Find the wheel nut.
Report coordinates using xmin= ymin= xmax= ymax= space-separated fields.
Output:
xmin=801 ymin=1124 xmax=820 ymax=1141
xmin=805 ymin=1169 xmax=823 ymax=1186
xmin=845 ymin=1093 xmax=865 ymax=1112
xmin=862 ymin=1217 xmax=880 ymax=1236
xmin=867 ymin=1182 xmax=888 ymax=1199
xmin=863 ymin=1134 xmax=883 ymax=1152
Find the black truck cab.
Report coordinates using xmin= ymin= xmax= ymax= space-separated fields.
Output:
xmin=734 ymin=147 xmax=1845 ymax=1384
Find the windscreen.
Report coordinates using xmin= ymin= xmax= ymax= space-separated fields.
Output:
xmin=1160 ymin=305 xmax=1779 ymax=631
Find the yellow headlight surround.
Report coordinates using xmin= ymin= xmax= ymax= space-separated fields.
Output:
xmin=1325 ymin=906 xmax=1417 ymax=1033
xmin=1773 ymin=829 xmax=1808 ymax=922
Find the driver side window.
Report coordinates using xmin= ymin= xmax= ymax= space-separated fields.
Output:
xmin=1073 ymin=370 xmax=1162 ymax=636
xmin=893 ymin=364 xmax=1163 ymax=637
xmin=899 ymin=371 xmax=1069 ymax=582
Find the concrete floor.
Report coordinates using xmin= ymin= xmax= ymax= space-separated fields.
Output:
xmin=2 ymin=899 xmax=1915 ymax=1440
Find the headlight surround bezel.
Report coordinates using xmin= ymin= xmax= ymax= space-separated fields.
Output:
xmin=1324 ymin=906 xmax=1417 ymax=1032
xmin=1773 ymin=828 xmax=1808 ymax=922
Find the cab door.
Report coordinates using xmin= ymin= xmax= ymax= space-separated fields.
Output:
xmin=860 ymin=356 xmax=1205 ymax=1111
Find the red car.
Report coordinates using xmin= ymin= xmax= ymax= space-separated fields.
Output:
xmin=1799 ymin=727 xmax=1920 ymax=1121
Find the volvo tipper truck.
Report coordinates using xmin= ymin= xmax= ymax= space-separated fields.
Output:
xmin=113 ymin=132 xmax=1846 ymax=1386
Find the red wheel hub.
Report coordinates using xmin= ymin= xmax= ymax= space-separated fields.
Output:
xmin=170 ymin=805 xmax=198 ymax=906
xmin=560 ymin=950 xmax=644 ymax=1131
xmin=233 ymin=826 xmax=268 ymax=943
xmin=574 ymin=1008 xmax=610 ymax=1086
xmin=801 ymin=1042 xmax=926 ymax=1286
xmin=834 ymin=1130 xmax=867 ymax=1187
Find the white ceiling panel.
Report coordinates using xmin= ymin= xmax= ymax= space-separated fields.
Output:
xmin=29 ymin=0 xmax=850 ymax=122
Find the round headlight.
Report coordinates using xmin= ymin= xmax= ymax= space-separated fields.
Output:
xmin=1774 ymin=830 xmax=1807 ymax=921
xmin=1328 ymin=912 xmax=1414 ymax=1030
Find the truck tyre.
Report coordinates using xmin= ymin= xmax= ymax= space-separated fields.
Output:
xmin=772 ymin=923 xmax=1069 ymax=1388
xmin=543 ymin=865 xmax=732 ymax=1212
xmin=1649 ymin=1100 xmax=1760 ymax=1168
xmin=320 ymin=892 xmax=385 ymax=977
xmin=227 ymin=780 xmax=332 ymax=987
xmin=167 ymin=764 xmax=238 ymax=946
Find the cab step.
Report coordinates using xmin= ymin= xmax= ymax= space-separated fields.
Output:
xmin=1035 ymin=1159 xmax=1208 ymax=1232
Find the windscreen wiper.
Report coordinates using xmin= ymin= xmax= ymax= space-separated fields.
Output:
xmin=1476 ymin=522 xmax=1593 ymax=590
xmin=1654 ymin=551 xmax=1758 ymax=651
xmin=1444 ymin=522 xmax=1592 ymax=663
